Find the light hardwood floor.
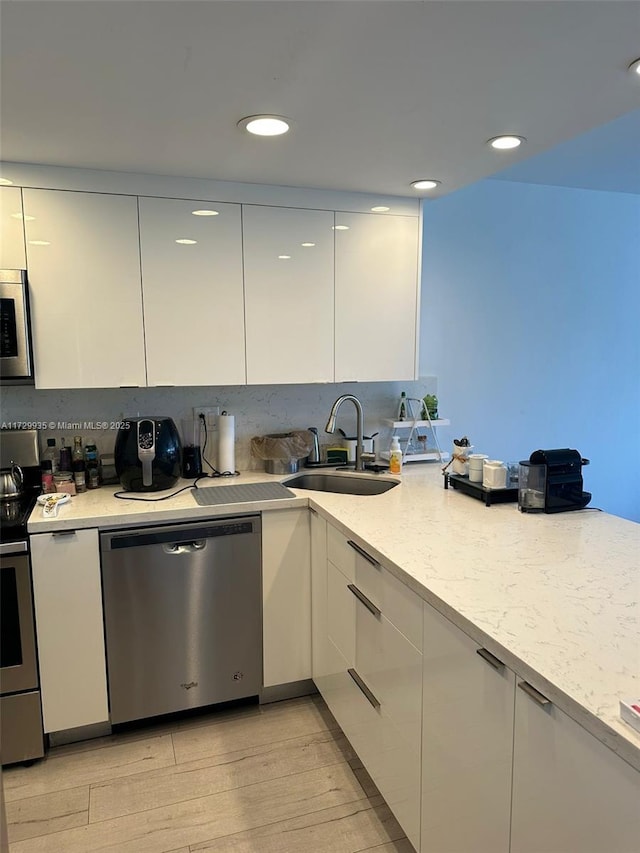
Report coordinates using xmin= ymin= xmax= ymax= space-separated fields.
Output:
xmin=3 ymin=695 xmax=414 ymax=852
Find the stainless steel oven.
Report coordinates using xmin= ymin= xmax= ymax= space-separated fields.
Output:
xmin=0 ymin=544 xmax=44 ymax=765
xmin=0 ymin=429 xmax=44 ymax=765
xmin=0 ymin=269 xmax=35 ymax=385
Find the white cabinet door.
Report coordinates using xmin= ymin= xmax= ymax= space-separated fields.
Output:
xmin=0 ymin=186 xmax=26 ymax=268
xmin=511 ymin=680 xmax=640 ymax=853
xmin=334 ymin=212 xmax=419 ymax=381
xmin=23 ymin=189 xmax=146 ymax=389
xmin=262 ymin=508 xmax=311 ymax=687
xmin=243 ymin=205 xmax=334 ymax=384
xmin=30 ymin=529 xmax=109 ymax=733
xmin=421 ymin=603 xmax=514 ymax=853
xmin=139 ymin=197 xmax=246 ymax=386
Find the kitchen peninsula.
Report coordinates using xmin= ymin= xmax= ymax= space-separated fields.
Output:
xmin=27 ymin=466 xmax=639 ymax=851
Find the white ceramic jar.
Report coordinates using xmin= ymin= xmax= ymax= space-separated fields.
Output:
xmin=483 ymin=459 xmax=507 ymax=489
xmin=468 ymin=454 xmax=488 ymax=482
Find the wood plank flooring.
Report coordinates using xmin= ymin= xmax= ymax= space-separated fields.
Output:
xmin=3 ymin=695 xmax=414 ymax=852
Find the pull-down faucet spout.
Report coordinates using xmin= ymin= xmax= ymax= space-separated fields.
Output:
xmin=325 ymin=394 xmax=365 ymax=471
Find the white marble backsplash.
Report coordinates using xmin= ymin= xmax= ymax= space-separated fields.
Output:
xmin=0 ymin=378 xmax=441 ymax=469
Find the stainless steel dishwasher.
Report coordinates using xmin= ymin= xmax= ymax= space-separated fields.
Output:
xmin=100 ymin=515 xmax=262 ymax=725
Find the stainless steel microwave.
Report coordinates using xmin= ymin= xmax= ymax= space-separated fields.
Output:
xmin=0 ymin=270 xmax=34 ymax=385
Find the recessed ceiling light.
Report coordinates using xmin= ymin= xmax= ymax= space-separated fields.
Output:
xmin=487 ymin=135 xmax=525 ymax=150
xmin=332 ymin=225 xmax=350 ymax=231
xmin=176 ymin=238 xmax=197 ymax=245
xmin=629 ymin=57 xmax=640 ymax=76
xmin=10 ymin=213 xmax=35 ymax=221
xmin=28 ymin=240 xmax=50 ymax=246
xmin=411 ymin=180 xmax=441 ymax=191
xmin=301 ymin=242 xmax=315 ymax=247
xmin=0 ymin=178 xmax=13 ymax=185
xmin=278 ymin=255 xmax=291 ymax=259
xmin=371 ymin=206 xmax=390 ymax=212
xmin=192 ymin=209 xmax=219 ymax=216
xmin=238 ymin=115 xmax=291 ymax=136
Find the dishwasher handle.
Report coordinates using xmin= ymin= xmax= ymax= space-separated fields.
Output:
xmin=162 ymin=540 xmax=206 ymax=555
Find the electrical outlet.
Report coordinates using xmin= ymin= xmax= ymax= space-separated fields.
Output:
xmin=193 ymin=406 xmax=220 ymax=431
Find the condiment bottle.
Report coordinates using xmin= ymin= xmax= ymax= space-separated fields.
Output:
xmin=41 ymin=460 xmax=55 ymax=493
xmin=59 ymin=438 xmax=72 ymax=472
xmin=389 ymin=436 xmax=403 ymax=474
xmin=43 ymin=438 xmax=59 ymax=474
xmin=85 ymin=444 xmax=101 ymax=489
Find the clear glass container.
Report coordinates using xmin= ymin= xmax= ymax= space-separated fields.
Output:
xmin=518 ymin=463 xmax=546 ymax=512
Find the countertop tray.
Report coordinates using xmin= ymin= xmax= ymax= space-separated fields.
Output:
xmin=192 ymin=481 xmax=296 ymax=506
xmin=444 ymin=473 xmax=518 ymax=506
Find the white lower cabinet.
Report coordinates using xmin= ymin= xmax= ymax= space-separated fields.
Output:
xmin=511 ymin=680 xmax=640 ymax=853
xmin=261 ymin=509 xmax=311 ymax=688
xmin=310 ymin=508 xmax=328 ymax=681
xmin=316 ymin=523 xmax=423 ymax=851
xmin=421 ymin=603 xmax=514 ymax=853
xmin=30 ymin=529 xmax=109 ymax=733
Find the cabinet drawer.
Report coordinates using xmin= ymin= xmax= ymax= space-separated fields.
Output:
xmin=327 ymin=560 xmax=355 ymax=666
xmin=328 ymin=529 xmax=421 ymax=650
xmin=339 ymin=657 xmax=421 ymax=850
xmin=357 ymin=605 xmax=423 ymax=735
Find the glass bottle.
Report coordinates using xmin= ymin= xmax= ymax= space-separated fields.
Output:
xmin=84 ymin=444 xmax=101 ymax=489
xmin=59 ymin=438 xmax=72 ymax=472
xmin=72 ymin=436 xmax=86 ymax=492
xmin=43 ymin=438 xmax=58 ymax=474
xmin=398 ymin=391 xmax=407 ymax=421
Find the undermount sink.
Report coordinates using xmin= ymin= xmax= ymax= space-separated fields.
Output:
xmin=284 ymin=472 xmax=399 ymax=496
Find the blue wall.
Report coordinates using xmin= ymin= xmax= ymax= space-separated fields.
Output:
xmin=420 ymin=179 xmax=640 ymax=522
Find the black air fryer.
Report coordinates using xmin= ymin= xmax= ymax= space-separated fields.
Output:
xmin=114 ymin=417 xmax=182 ymax=491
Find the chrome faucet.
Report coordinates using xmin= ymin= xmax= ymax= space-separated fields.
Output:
xmin=325 ymin=394 xmax=368 ymax=471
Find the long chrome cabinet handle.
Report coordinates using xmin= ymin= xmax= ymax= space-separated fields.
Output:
xmin=51 ymin=530 xmax=77 ymax=538
xmin=518 ymin=680 xmax=551 ymax=707
xmin=347 ymin=540 xmax=379 ymax=566
xmin=476 ymin=647 xmax=505 ymax=671
xmin=348 ymin=668 xmax=381 ymax=709
xmin=347 ymin=583 xmax=381 ymax=618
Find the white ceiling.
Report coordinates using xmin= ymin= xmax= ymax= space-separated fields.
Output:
xmin=1 ymin=1 xmax=639 ymax=198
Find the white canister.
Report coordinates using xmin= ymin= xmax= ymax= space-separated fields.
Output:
xmin=483 ymin=460 xmax=507 ymax=489
xmin=451 ymin=444 xmax=473 ymax=475
xmin=467 ymin=454 xmax=488 ymax=482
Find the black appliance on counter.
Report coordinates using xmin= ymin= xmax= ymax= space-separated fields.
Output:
xmin=114 ymin=417 xmax=181 ymax=492
xmin=0 ymin=429 xmax=45 ymax=766
xmin=519 ymin=448 xmax=591 ymax=513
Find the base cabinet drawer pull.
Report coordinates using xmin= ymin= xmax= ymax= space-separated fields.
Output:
xmin=51 ymin=531 xmax=77 ymax=538
xmin=476 ymin=647 xmax=505 ymax=670
xmin=348 ymin=668 xmax=381 ymax=709
xmin=518 ymin=680 xmax=551 ymax=707
xmin=347 ymin=540 xmax=379 ymax=567
xmin=347 ymin=583 xmax=381 ymax=617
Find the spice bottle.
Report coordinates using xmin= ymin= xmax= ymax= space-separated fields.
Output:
xmin=59 ymin=439 xmax=72 ymax=472
xmin=85 ymin=444 xmax=101 ymax=489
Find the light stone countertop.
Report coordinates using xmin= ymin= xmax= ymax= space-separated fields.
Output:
xmin=28 ymin=465 xmax=640 ymax=772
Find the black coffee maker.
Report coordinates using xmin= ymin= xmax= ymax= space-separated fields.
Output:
xmin=519 ymin=448 xmax=591 ymax=513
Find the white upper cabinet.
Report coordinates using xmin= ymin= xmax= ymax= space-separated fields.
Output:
xmin=243 ymin=205 xmax=334 ymax=384
xmin=23 ymin=189 xmax=146 ymax=389
xmin=334 ymin=212 xmax=419 ymax=382
xmin=0 ymin=186 xmax=27 ymax=269
xmin=139 ymin=197 xmax=246 ymax=386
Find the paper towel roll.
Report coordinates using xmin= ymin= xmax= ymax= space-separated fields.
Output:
xmin=217 ymin=414 xmax=235 ymax=473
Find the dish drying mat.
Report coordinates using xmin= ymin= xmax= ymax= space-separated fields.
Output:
xmin=192 ymin=481 xmax=296 ymax=506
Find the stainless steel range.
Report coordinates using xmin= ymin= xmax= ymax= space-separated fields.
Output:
xmin=0 ymin=429 xmax=44 ymax=765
